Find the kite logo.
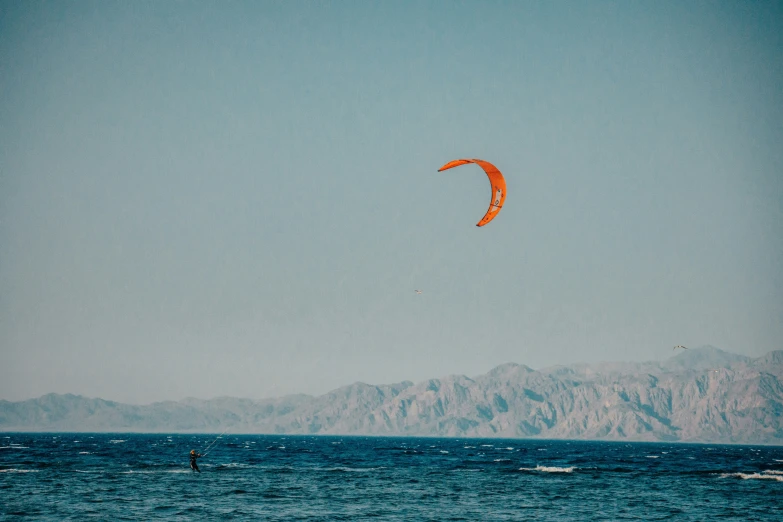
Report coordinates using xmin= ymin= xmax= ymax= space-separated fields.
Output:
xmin=491 ymin=188 xmax=503 ymax=211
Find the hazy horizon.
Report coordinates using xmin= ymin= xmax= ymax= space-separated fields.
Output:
xmin=2 ymin=1 xmax=781 ymax=405
xmin=1 ymin=344 xmax=772 ymax=405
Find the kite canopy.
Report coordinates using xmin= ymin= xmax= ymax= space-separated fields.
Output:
xmin=437 ymin=158 xmax=506 ymax=227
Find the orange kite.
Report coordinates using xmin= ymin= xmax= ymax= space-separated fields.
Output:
xmin=438 ymin=159 xmax=506 ymax=227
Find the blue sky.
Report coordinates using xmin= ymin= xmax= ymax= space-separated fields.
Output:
xmin=1 ymin=1 xmax=781 ymax=403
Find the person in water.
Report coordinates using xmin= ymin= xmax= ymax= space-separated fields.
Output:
xmin=189 ymin=450 xmax=202 ymax=472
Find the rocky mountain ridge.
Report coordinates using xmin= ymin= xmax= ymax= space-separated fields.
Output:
xmin=2 ymin=347 xmax=781 ymax=444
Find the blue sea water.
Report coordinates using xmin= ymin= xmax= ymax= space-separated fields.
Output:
xmin=1 ymin=434 xmax=782 ymax=521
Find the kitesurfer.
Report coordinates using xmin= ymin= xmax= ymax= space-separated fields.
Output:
xmin=190 ymin=449 xmax=202 ymax=472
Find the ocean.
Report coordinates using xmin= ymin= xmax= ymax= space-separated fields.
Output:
xmin=1 ymin=433 xmax=781 ymax=521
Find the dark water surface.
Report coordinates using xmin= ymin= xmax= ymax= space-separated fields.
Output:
xmin=1 ymin=433 xmax=781 ymax=520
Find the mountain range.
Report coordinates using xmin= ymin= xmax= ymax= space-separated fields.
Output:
xmin=2 ymin=346 xmax=782 ymax=444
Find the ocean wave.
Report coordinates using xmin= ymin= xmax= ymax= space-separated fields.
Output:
xmin=322 ymin=466 xmax=385 ymax=473
xmin=109 ymin=440 xmax=126 ymax=444
xmin=720 ymin=471 xmax=783 ymax=482
xmin=120 ymin=469 xmax=191 ymax=474
xmin=0 ymin=469 xmax=39 ymax=473
xmin=519 ymin=465 xmax=575 ymax=473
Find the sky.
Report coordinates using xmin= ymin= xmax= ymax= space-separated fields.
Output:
xmin=1 ymin=0 xmax=781 ymax=404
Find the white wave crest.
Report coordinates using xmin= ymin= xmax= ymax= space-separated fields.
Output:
xmin=323 ymin=466 xmax=384 ymax=472
xmin=720 ymin=472 xmax=783 ymax=482
xmin=120 ymin=469 xmax=191 ymax=474
xmin=520 ymin=465 xmax=575 ymax=473
xmin=0 ymin=468 xmax=39 ymax=473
